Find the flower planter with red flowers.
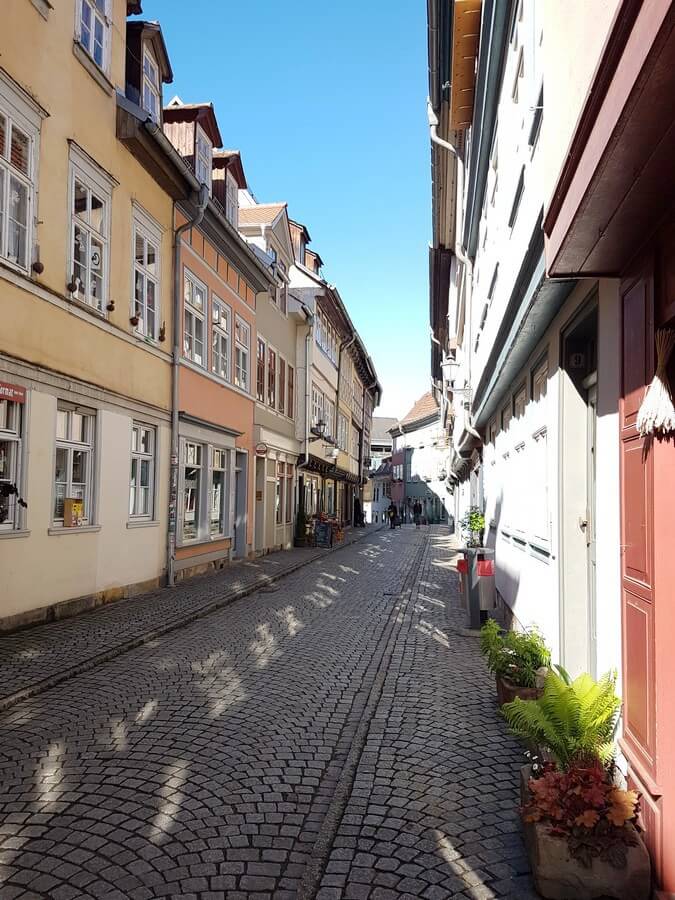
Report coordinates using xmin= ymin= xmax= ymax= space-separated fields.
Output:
xmin=519 ymin=763 xmax=651 ymax=900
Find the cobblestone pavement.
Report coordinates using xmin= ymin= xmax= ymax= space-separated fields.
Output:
xmin=0 ymin=526 xmax=379 ymax=710
xmin=0 ymin=527 xmax=534 ymax=899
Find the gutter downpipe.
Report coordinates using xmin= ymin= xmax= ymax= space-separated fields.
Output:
xmin=427 ymin=98 xmax=458 ymax=156
xmin=297 ymin=304 xmax=315 ymax=473
xmin=167 ymin=182 xmax=209 ymax=587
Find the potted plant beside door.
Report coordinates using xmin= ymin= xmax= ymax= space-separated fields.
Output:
xmin=480 ymin=619 xmax=550 ymax=705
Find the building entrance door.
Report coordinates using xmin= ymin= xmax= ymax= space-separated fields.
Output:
xmin=233 ymin=451 xmax=247 ymax=558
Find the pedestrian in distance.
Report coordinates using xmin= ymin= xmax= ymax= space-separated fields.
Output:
xmin=413 ymin=499 xmax=422 ymax=529
xmin=387 ymin=501 xmax=397 ymax=529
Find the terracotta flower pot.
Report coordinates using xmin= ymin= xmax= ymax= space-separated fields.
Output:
xmin=496 ymin=675 xmax=542 ymax=706
xmin=519 ymin=766 xmax=651 ymax=900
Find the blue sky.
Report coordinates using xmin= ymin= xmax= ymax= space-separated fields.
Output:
xmin=139 ymin=0 xmax=431 ymax=419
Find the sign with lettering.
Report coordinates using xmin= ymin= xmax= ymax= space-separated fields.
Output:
xmin=0 ymin=382 xmax=26 ymax=403
xmin=255 ymin=443 xmax=268 ymax=457
xmin=314 ymin=521 xmax=333 ymax=548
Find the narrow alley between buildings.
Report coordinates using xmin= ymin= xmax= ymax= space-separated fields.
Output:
xmin=0 ymin=528 xmax=533 ymax=900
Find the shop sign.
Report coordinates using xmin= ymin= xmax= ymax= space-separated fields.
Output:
xmin=0 ymin=381 xmax=26 ymax=403
xmin=255 ymin=443 xmax=268 ymax=457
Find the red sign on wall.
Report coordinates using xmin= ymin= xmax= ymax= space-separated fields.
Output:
xmin=0 ymin=381 xmax=26 ymax=403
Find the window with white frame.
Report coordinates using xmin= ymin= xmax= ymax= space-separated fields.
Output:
xmin=53 ymin=405 xmax=95 ymax=525
xmin=210 ymin=447 xmax=227 ymax=536
xmin=132 ymin=207 xmax=160 ymax=339
xmin=311 ymin=385 xmax=324 ymax=427
xmin=211 ymin=296 xmax=231 ymax=381
xmin=287 ymin=365 xmax=294 ymax=419
xmin=267 ymin=347 xmax=276 ymax=408
xmin=69 ymin=148 xmax=112 ymax=312
xmin=183 ymin=269 xmax=206 ymax=366
xmin=76 ymin=0 xmax=109 ymax=72
xmin=225 ymin=171 xmax=238 ymax=227
xmin=182 ymin=441 xmax=201 ymax=542
xmin=512 ymin=47 xmax=524 ymax=103
xmin=285 ymin=463 xmax=293 ymax=523
xmin=324 ymin=398 xmax=335 ymax=440
xmin=234 ymin=317 xmax=250 ymax=391
xmin=275 ymin=461 xmax=285 ymax=526
xmin=129 ymin=422 xmax=155 ymax=519
xmin=278 ymin=357 xmax=286 ymax=415
xmin=338 ymin=413 xmax=348 ymax=451
xmin=142 ymin=46 xmax=161 ymax=124
xmin=195 ymin=125 xmax=212 ymax=190
xmin=277 ymin=259 xmax=288 ymax=315
xmin=351 ymin=425 xmax=359 ymax=459
xmin=0 ymin=84 xmax=37 ymax=272
xmin=0 ymin=395 xmax=24 ymax=531
xmin=256 ymin=337 xmax=266 ymax=402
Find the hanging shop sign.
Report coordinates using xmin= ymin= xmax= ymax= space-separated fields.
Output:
xmin=255 ymin=443 xmax=268 ymax=457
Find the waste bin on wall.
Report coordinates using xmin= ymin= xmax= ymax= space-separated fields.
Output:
xmin=460 ymin=547 xmax=496 ymax=630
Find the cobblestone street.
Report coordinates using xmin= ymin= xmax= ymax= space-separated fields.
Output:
xmin=0 ymin=528 xmax=534 ymax=900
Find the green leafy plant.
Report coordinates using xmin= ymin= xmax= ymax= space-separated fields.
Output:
xmin=524 ymin=761 xmax=639 ymax=868
xmin=479 ymin=619 xmax=551 ymax=688
xmin=502 ymin=667 xmax=621 ymax=769
xmin=460 ymin=506 xmax=485 ymax=546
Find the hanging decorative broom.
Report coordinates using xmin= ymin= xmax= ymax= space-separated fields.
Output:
xmin=636 ymin=328 xmax=675 ymax=437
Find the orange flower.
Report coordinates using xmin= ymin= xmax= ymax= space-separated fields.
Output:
xmin=575 ymin=809 xmax=600 ymax=828
xmin=606 ymin=788 xmax=638 ymax=827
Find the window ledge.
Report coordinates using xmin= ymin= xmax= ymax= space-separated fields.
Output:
xmin=48 ymin=525 xmax=101 ymax=536
xmin=0 ymin=529 xmax=30 ymax=540
xmin=31 ymin=0 xmax=53 ymax=19
xmin=72 ymin=41 xmax=114 ymax=96
xmin=127 ymin=519 xmax=160 ymax=529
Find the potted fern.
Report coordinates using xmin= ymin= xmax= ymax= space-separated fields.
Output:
xmin=502 ymin=668 xmax=651 ymax=899
xmin=479 ymin=619 xmax=550 ymax=705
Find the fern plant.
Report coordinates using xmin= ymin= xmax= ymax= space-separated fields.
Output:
xmin=479 ymin=619 xmax=550 ymax=688
xmin=502 ymin=667 xmax=621 ymax=770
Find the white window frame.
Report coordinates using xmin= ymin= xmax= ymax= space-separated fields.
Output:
xmin=0 ymin=73 xmax=41 ymax=274
xmin=183 ymin=268 xmax=207 ymax=367
xmin=132 ymin=204 xmax=161 ymax=340
xmin=234 ymin=316 xmax=250 ymax=392
xmin=75 ymin=0 xmax=111 ymax=73
xmin=0 ymin=396 xmax=24 ymax=532
xmin=225 ymin=171 xmax=238 ymax=227
xmin=278 ymin=355 xmax=286 ymax=415
xmin=267 ymin=346 xmax=277 ymax=408
xmin=287 ymin=364 xmax=295 ymax=420
xmin=179 ymin=439 xmax=231 ymax=544
xmin=211 ymin=296 xmax=231 ymax=382
xmin=53 ymin=405 xmax=96 ymax=527
xmin=129 ymin=422 xmax=156 ymax=520
xmin=311 ymin=385 xmax=324 ymax=428
xmin=285 ymin=463 xmax=293 ymax=524
xmin=195 ymin=124 xmax=212 ymax=191
xmin=142 ymin=44 xmax=161 ymax=124
xmin=275 ymin=461 xmax=285 ymax=526
xmin=209 ymin=446 xmax=228 ymax=538
xmin=68 ymin=145 xmax=114 ymax=313
xmin=256 ymin=337 xmax=266 ymax=403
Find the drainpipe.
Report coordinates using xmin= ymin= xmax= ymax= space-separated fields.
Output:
xmin=427 ymin=98 xmax=457 ymax=156
xmin=167 ymin=183 xmax=209 ymax=587
xmin=297 ymin=305 xmax=315 ymax=472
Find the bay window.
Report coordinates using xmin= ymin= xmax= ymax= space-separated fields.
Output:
xmin=77 ymin=0 xmax=109 ymax=71
xmin=256 ymin=338 xmax=266 ymax=402
xmin=212 ymin=297 xmax=230 ymax=381
xmin=268 ymin=348 xmax=276 ymax=408
xmin=69 ymin=147 xmax=112 ymax=312
xmin=183 ymin=270 xmax=206 ymax=366
xmin=53 ymin=405 xmax=95 ymax=526
xmin=132 ymin=208 xmax=160 ymax=339
xmin=0 ymin=395 xmax=24 ymax=531
xmin=129 ymin=423 xmax=155 ymax=519
xmin=234 ymin=317 xmax=250 ymax=391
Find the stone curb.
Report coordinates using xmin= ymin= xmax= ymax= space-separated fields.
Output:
xmin=0 ymin=525 xmax=386 ymax=715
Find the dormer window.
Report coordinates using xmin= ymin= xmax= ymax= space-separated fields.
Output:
xmin=77 ymin=0 xmax=109 ymax=71
xmin=225 ymin=171 xmax=238 ymax=227
xmin=195 ymin=125 xmax=212 ymax=190
xmin=142 ymin=46 xmax=161 ymax=123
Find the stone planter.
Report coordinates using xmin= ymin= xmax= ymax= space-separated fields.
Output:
xmin=519 ymin=766 xmax=651 ymax=900
xmin=496 ymin=675 xmax=542 ymax=706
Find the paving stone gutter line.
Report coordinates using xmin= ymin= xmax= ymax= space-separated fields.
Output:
xmin=0 ymin=525 xmax=386 ymax=715
xmin=297 ymin=531 xmax=429 ymax=899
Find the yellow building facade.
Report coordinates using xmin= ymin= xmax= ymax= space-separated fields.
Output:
xmin=0 ymin=0 xmax=175 ymax=627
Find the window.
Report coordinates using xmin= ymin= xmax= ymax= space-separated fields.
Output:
xmin=487 ymin=263 xmax=499 ymax=304
xmin=532 ymin=358 xmax=548 ymax=403
xmin=0 ymin=394 xmax=24 ymax=531
xmin=77 ymin=0 xmax=109 ymax=71
xmin=54 ymin=406 xmax=95 ymax=525
xmin=129 ymin=423 xmax=155 ymax=519
xmin=311 ymin=386 xmax=324 ymax=427
xmin=256 ymin=338 xmax=266 ymax=402
xmin=182 ymin=441 xmax=201 ymax=542
xmin=514 ymin=385 xmax=527 ymax=419
xmin=529 ymin=86 xmax=544 ymax=150
xmin=267 ymin=348 xmax=276 ymax=408
xmin=195 ymin=125 xmax=212 ymax=190
xmin=0 ymin=91 xmax=36 ymax=272
xmin=508 ymin=166 xmax=525 ymax=229
xmin=278 ymin=357 xmax=286 ymax=414
xmin=276 ymin=461 xmax=284 ymax=526
xmin=324 ymin=398 xmax=335 ymax=440
xmin=287 ymin=365 xmax=294 ymax=419
xmin=212 ymin=297 xmax=231 ymax=381
xmin=183 ymin=270 xmax=206 ymax=366
xmin=351 ymin=426 xmax=359 ymax=459
xmin=277 ymin=260 xmax=288 ymax=315
xmin=512 ymin=47 xmax=524 ymax=103
xmin=69 ymin=148 xmax=112 ymax=312
xmin=234 ymin=317 xmax=250 ymax=391
xmin=501 ymin=403 xmax=513 ymax=432
xmin=285 ymin=464 xmax=293 ymax=523
xmin=338 ymin=413 xmax=348 ymax=451
xmin=225 ymin=172 xmax=238 ymax=227
xmin=210 ymin=447 xmax=227 ymax=536
xmin=315 ymin=310 xmax=337 ymax=364
xmin=142 ymin=46 xmax=161 ymax=124
xmin=132 ymin=208 xmax=160 ymax=339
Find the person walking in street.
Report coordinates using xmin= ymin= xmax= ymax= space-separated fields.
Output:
xmin=387 ymin=501 xmax=397 ymax=529
xmin=413 ymin=499 xmax=422 ymax=529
